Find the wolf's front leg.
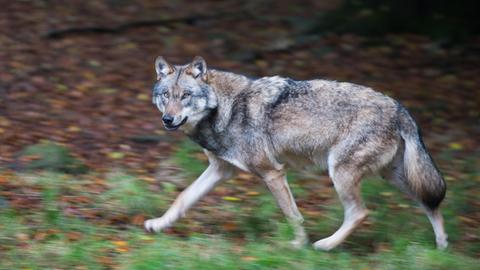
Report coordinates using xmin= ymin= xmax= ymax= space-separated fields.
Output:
xmin=262 ymin=169 xmax=308 ymax=248
xmin=145 ymin=151 xmax=232 ymax=232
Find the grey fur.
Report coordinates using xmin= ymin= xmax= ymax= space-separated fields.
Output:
xmin=145 ymin=56 xmax=448 ymax=250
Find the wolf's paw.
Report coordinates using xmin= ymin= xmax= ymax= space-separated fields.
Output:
xmin=437 ymin=237 xmax=448 ymax=250
xmin=144 ymin=218 xmax=168 ymax=233
xmin=312 ymin=238 xmax=336 ymax=251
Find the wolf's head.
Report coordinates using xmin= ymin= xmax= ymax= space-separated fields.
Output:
xmin=152 ymin=56 xmax=217 ymax=131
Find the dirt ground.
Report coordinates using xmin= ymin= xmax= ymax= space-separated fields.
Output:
xmin=1 ymin=0 xmax=478 ymax=173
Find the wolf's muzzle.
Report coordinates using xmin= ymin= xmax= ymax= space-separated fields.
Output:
xmin=162 ymin=115 xmax=174 ymax=125
xmin=163 ymin=116 xmax=188 ymax=131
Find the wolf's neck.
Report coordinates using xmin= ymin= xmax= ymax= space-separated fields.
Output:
xmin=204 ymin=69 xmax=252 ymax=133
xmin=208 ymin=69 xmax=251 ymax=97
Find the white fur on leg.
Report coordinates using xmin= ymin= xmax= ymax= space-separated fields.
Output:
xmin=290 ymin=225 xmax=308 ymax=249
xmin=313 ymin=208 xmax=368 ymax=251
xmin=145 ymin=216 xmax=174 ymax=232
xmin=314 ymin=165 xmax=368 ymax=251
xmin=425 ymin=208 xmax=448 ymax=250
xmin=145 ymin=154 xmax=230 ymax=233
xmin=262 ymin=170 xmax=309 ymax=248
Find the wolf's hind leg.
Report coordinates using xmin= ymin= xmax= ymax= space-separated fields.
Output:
xmin=313 ymin=168 xmax=368 ymax=251
xmin=382 ymin=149 xmax=448 ymax=250
xmin=262 ymin=169 xmax=308 ymax=248
xmin=423 ymin=207 xmax=448 ymax=249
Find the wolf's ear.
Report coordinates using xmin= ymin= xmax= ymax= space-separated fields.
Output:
xmin=189 ymin=56 xmax=208 ymax=81
xmin=155 ymin=56 xmax=174 ymax=80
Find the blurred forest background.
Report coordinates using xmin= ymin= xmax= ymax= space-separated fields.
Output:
xmin=0 ymin=0 xmax=479 ymax=269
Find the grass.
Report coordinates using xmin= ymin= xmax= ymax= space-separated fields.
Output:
xmin=119 ymin=235 xmax=478 ymax=270
xmin=0 ymin=141 xmax=479 ymax=269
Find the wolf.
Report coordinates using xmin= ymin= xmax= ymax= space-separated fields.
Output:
xmin=144 ymin=56 xmax=448 ymax=250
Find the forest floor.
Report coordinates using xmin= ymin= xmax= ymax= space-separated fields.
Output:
xmin=0 ymin=1 xmax=479 ymax=269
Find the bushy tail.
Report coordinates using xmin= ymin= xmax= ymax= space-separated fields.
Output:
xmin=399 ymin=108 xmax=446 ymax=210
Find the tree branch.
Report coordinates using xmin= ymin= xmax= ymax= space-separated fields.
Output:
xmin=44 ymin=12 xmax=246 ymax=39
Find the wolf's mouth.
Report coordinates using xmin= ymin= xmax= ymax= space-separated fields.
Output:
xmin=164 ymin=117 xmax=188 ymax=131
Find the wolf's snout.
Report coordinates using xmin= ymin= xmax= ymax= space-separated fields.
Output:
xmin=162 ymin=115 xmax=174 ymax=125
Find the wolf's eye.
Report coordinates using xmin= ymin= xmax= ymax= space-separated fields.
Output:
xmin=181 ymin=92 xmax=191 ymax=100
xmin=163 ymin=92 xmax=169 ymax=98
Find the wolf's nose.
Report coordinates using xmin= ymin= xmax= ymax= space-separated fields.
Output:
xmin=162 ymin=115 xmax=174 ymax=125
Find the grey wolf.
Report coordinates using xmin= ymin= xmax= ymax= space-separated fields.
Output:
xmin=144 ymin=56 xmax=448 ymax=250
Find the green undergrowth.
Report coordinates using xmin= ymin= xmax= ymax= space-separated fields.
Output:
xmin=0 ymin=143 xmax=478 ymax=269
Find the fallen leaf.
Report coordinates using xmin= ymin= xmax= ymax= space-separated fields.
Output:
xmin=107 ymin=152 xmax=125 ymax=159
xmin=222 ymin=222 xmax=237 ymax=231
xmin=444 ymin=175 xmax=455 ymax=182
xmin=449 ymin=142 xmax=463 ymax=150
xmin=97 ymin=256 xmax=114 ymax=266
xmin=237 ymin=173 xmax=254 ymax=181
xmin=112 ymin=240 xmax=128 ymax=247
xmin=67 ymin=232 xmax=82 ymax=241
xmin=34 ymin=232 xmax=47 ymax=241
xmin=98 ymin=88 xmax=117 ymax=94
xmin=397 ymin=203 xmax=410 ymax=208
xmin=67 ymin=126 xmax=81 ymax=132
xmin=137 ymin=93 xmax=149 ymax=101
xmin=222 ymin=196 xmax=241 ymax=202
xmin=132 ymin=214 xmax=145 ymax=225
xmin=140 ymin=235 xmax=154 ymax=242
xmin=241 ymin=256 xmax=257 ymax=261
xmin=246 ymin=191 xmax=260 ymax=196
xmin=0 ymin=117 xmax=10 ymax=126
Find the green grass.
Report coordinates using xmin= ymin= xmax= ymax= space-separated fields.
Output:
xmin=99 ymin=173 xmax=168 ymax=216
xmin=119 ymin=234 xmax=478 ymax=270
xmin=0 ymin=143 xmax=479 ymax=269
xmin=173 ymin=139 xmax=207 ymax=177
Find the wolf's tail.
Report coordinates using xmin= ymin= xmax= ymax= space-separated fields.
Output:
xmin=398 ymin=107 xmax=446 ymax=210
